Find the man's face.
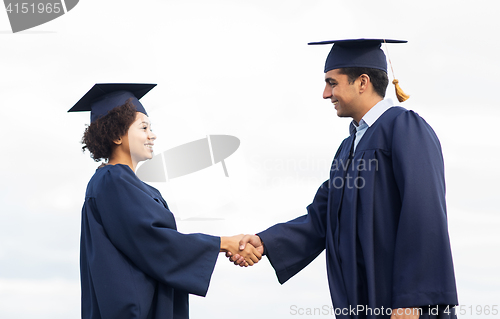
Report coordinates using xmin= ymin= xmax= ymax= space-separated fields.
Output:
xmin=323 ymin=69 xmax=359 ymax=119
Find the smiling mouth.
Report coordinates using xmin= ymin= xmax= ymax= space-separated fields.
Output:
xmin=145 ymin=144 xmax=154 ymax=150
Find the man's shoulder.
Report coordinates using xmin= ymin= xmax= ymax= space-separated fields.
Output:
xmin=377 ymin=107 xmax=433 ymax=130
xmin=378 ymin=106 xmax=407 ymax=123
xmin=360 ymin=106 xmax=439 ymax=149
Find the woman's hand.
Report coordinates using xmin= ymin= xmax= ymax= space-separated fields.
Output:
xmin=225 ymin=234 xmax=264 ymax=267
xmin=220 ymin=234 xmax=262 ymax=267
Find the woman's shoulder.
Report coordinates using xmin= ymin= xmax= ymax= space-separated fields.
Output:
xmin=86 ymin=164 xmax=140 ymax=197
xmin=95 ymin=164 xmax=136 ymax=182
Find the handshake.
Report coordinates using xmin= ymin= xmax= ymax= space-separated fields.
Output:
xmin=220 ymin=234 xmax=264 ymax=267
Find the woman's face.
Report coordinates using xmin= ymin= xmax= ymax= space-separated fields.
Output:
xmin=125 ymin=112 xmax=156 ymax=164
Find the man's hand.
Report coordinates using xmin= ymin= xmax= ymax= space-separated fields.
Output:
xmin=390 ymin=308 xmax=420 ymax=319
xmin=220 ymin=235 xmax=262 ymax=267
xmin=225 ymin=234 xmax=264 ymax=267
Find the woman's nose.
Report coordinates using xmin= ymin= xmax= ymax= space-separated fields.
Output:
xmin=149 ymin=131 xmax=157 ymax=141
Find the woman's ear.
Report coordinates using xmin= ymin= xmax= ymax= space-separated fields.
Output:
xmin=113 ymin=137 xmax=123 ymax=145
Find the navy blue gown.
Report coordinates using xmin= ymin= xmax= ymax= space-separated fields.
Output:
xmin=80 ymin=164 xmax=220 ymax=319
xmin=258 ymin=107 xmax=458 ymax=318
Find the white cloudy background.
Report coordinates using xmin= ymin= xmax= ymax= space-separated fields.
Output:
xmin=1 ymin=0 xmax=499 ymax=318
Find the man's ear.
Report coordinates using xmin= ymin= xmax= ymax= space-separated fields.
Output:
xmin=113 ymin=137 xmax=123 ymax=145
xmin=358 ymin=74 xmax=370 ymax=93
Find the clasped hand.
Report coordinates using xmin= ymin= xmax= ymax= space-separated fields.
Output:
xmin=220 ymin=234 xmax=262 ymax=267
xmin=224 ymin=234 xmax=264 ymax=267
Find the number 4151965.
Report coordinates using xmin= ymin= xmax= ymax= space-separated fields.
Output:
xmin=5 ymin=2 xmax=62 ymax=14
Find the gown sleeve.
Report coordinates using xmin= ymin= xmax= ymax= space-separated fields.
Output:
xmin=390 ymin=111 xmax=458 ymax=308
xmin=93 ymin=166 xmax=220 ymax=297
xmin=258 ymin=179 xmax=330 ymax=284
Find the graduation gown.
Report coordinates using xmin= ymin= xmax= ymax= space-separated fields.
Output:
xmin=258 ymin=107 xmax=458 ymax=318
xmin=80 ymin=164 xmax=220 ymax=319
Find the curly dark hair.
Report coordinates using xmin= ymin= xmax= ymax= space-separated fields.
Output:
xmin=81 ymin=99 xmax=138 ymax=161
xmin=338 ymin=67 xmax=389 ymax=98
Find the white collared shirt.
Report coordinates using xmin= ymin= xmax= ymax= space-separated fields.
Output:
xmin=350 ymin=98 xmax=394 ymax=152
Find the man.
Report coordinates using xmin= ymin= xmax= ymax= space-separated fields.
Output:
xmin=232 ymin=39 xmax=458 ymax=318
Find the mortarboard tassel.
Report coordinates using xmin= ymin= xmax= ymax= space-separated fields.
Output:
xmin=392 ymin=79 xmax=409 ymax=102
xmin=383 ymin=39 xmax=409 ymax=103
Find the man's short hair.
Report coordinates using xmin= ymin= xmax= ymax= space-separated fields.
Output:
xmin=338 ymin=67 xmax=389 ymax=98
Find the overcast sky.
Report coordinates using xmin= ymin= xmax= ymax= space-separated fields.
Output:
xmin=1 ymin=0 xmax=499 ymax=318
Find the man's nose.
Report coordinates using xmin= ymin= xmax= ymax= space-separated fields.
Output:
xmin=323 ymin=84 xmax=332 ymax=99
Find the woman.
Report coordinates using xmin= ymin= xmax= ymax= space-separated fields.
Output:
xmin=69 ymin=83 xmax=261 ymax=319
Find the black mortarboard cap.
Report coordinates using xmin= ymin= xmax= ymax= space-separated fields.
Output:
xmin=68 ymin=83 xmax=157 ymax=123
xmin=308 ymin=38 xmax=407 ymax=73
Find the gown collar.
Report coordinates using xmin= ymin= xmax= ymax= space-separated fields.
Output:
xmin=349 ymin=98 xmax=394 ymax=135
